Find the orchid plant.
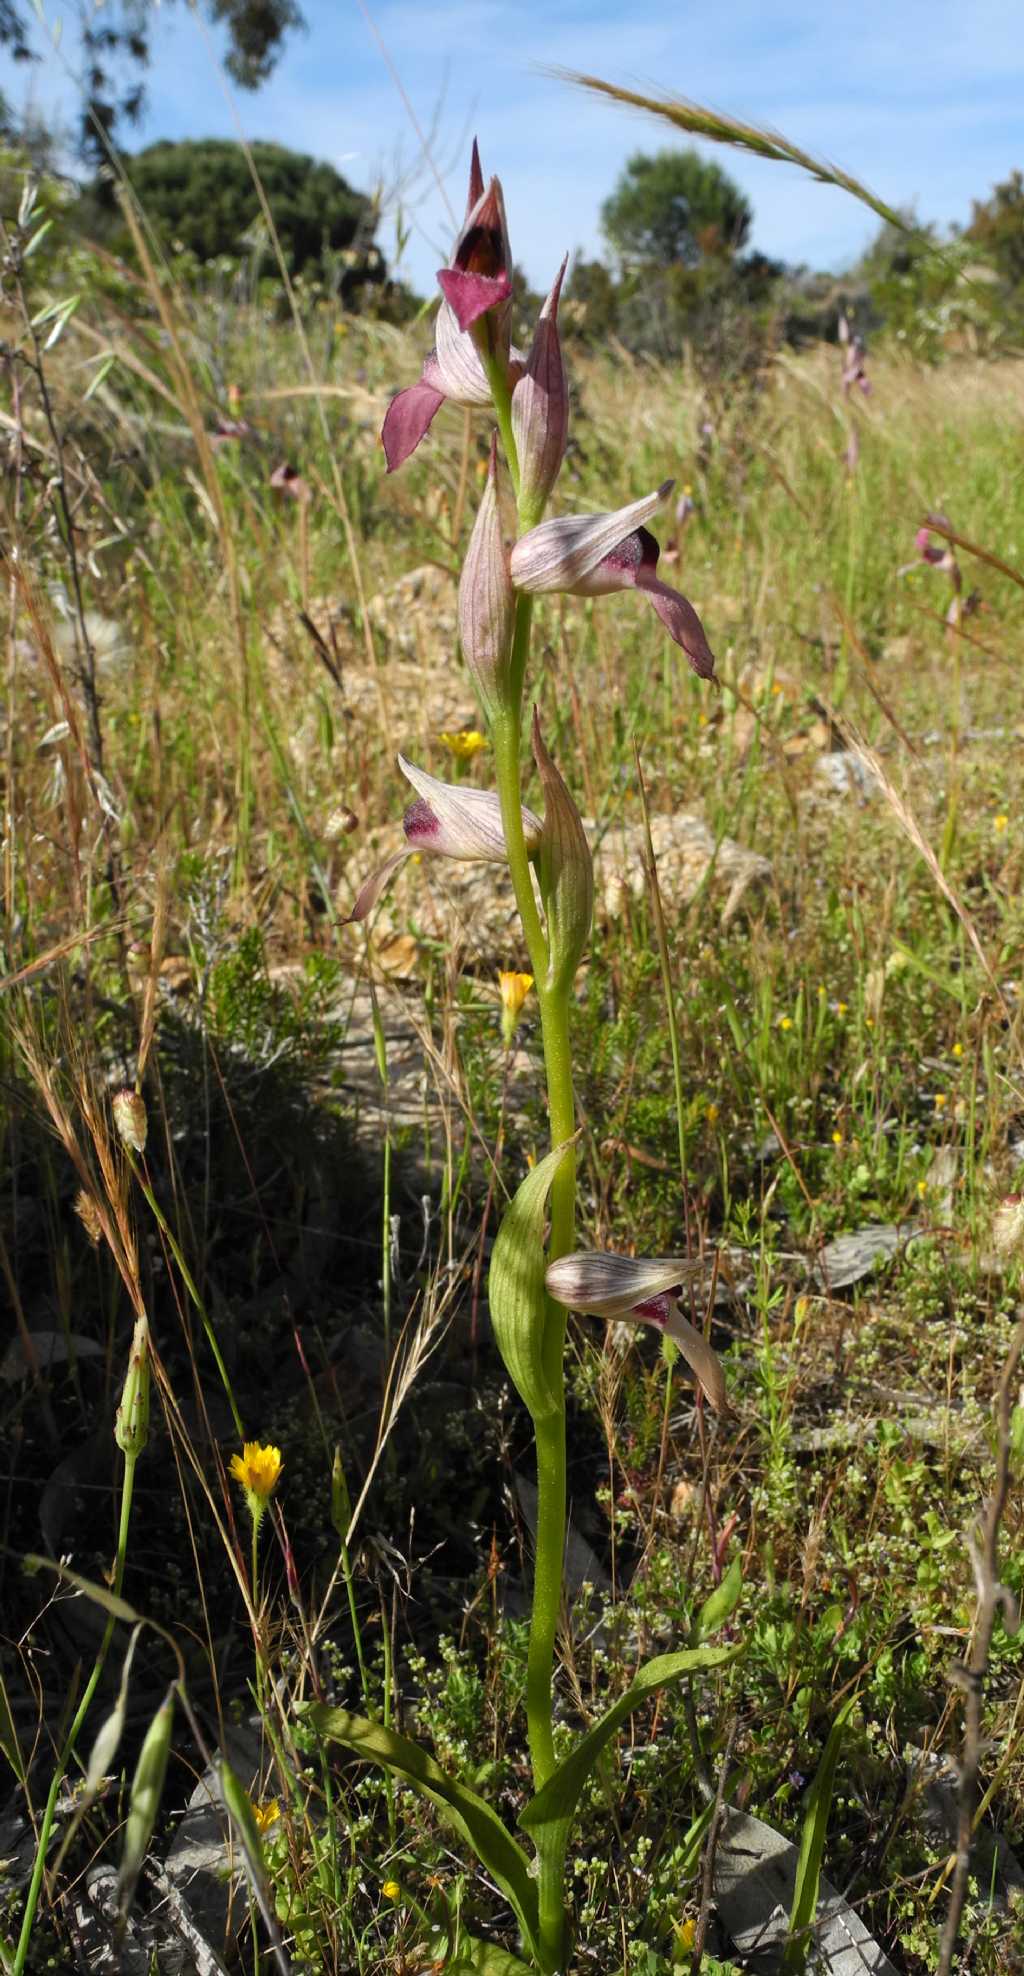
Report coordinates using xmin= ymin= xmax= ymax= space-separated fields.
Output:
xmin=310 ymin=147 xmax=736 ymax=1975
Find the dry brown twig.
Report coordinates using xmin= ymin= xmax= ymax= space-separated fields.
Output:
xmin=936 ymin=1312 xmax=1024 ymax=1974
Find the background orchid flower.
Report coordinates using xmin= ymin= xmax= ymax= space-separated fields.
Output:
xmin=382 ymin=145 xmax=522 ymax=472
xmin=545 ymin=1252 xmax=727 ymax=1411
xmin=510 ymin=482 xmax=716 ymax=679
xmin=347 ymin=756 xmax=542 ymax=922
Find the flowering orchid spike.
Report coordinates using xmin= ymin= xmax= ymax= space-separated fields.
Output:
xmin=545 ymin=1252 xmax=727 ymax=1412
xmin=346 ymin=757 xmax=542 ymax=923
xmin=459 ymin=432 xmax=514 ymax=711
xmin=511 ymin=483 xmax=717 ymax=680
xmin=512 ymin=255 xmax=570 ymax=519
xmin=437 ymin=171 xmax=513 ymax=335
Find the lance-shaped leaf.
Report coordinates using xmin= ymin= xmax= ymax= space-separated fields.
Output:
xmin=489 ymin=1143 xmax=573 ymax=1424
xmin=519 ymin=1643 xmax=738 ymax=1863
xmin=695 ymin=1555 xmax=743 ymax=1641
xmin=531 ymin=711 xmax=592 ymax=991
xmin=512 ymin=257 xmax=569 ymax=519
xmin=545 ymin=1251 xmax=727 ymax=1411
xmin=459 ymin=433 xmax=514 ymax=712
xmin=447 ymin=1937 xmax=534 ymax=1974
xmin=305 ymin=1704 xmax=543 ymax=1965
xmin=783 ymin=1696 xmax=856 ymax=1974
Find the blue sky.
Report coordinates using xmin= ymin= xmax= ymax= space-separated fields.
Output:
xmin=5 ymin=0 xmax=1024 ymax=290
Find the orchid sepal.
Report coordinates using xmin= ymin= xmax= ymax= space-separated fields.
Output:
xmin=545 ymin=1252 xmax=727 ymax=1411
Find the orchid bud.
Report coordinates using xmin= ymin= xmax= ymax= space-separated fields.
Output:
xmin=459 ymin=433 xmax=514 ymax=712
xmin=114 ymin=1314 xmax=151 ymax=1459
xmin=112 ymin=1087 xmax=147 ymax=1155
xmin=545 ymin=1252 xmax=727 ymax=1411
xmin=512 ymin=257 xmax=569 ymax=521
xmin=532 ymin=711 xmax=593 ymax=990
xmin=510 ymin=483 xmax=716 ymax=680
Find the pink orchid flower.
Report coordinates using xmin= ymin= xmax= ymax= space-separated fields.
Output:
xmin=510 ymin=482 xmax=716 ymax=679
xmin=382 ymin=144 xmax=522 ymax=473
xmin=347 ymin=756 xmax=542 ymax=922
xmin=545 ymin=1252 xmax=726 ymax=1411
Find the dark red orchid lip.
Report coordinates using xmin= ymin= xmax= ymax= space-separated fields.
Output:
xmin=631 ymin=1290 xmax=680 ymax=1324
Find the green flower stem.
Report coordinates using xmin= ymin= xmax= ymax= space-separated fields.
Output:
xmin=13 ymin=1450 xmax=138 ymax=1976
xmin=481 ymin=350 xmax=520 ymax=502
xmin=492 ymin=646 xmax=578 ymax=1810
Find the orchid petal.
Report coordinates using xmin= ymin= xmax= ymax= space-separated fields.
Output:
xmin=382 ymin=374 xmax=446 ymax=472
xmin=345 ymin=849 xmax=411 ymax=924
xmin=636 ymin=572 xmax=717 ymax=679
xmin=510 ymin=482 xmax=674 ymax=593
xmin=545 ymin=1253 xmax=694 ymax=1318
xmin=663 ymin=1308 xmax=728 ymax=1412
xmin=398 ymin=756 xmax=542 ymax=861
xmin=433 ymin=300 xmax=496 ymax=406
xmin=438 ymin=266 xmax=513 ymax=333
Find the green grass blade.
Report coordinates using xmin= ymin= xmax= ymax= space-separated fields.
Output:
xmin=783 ymin=1695 xmax=856 ymax=1973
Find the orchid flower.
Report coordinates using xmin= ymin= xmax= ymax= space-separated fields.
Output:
xmin=838 ymin=312 xmax=870 ymax=396
xmin=346 ymin=756 xmax=542 ymax=922
xmin=545 ymin=1252 xmax=726 ymax=1411
xmin=510 ymin=482 xmax=716 ymax=679
xmin=382 ymin=144 xmax=523 ymax=472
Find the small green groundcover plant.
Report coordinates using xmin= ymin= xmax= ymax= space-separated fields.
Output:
xmin=311 ymin=142 xmax=735 ymax=1974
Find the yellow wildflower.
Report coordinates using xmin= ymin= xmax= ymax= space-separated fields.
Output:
xmin=832 ymin=1130 xmax=844 ymax=1147
xmin=934 ymin=1092 xmax=948 ymax=1111
xmin=253 ymin=1798 xmax=280 ymax=1834
xmin=676 ymin=1917 xmax=696 ymax=1951
xmin=705 ymin=1101 xmax=720 ymax=1125
xmin=836 ymin=1001 xmax=848 ymax=1017
xmin=439 ymin=728 xmax=488 ymax=760
xmin=779 ymin=1015 xmax=793 ymax=1031
xmin=499 ymin=970 xmax=533 ymax=1045
xmin=382 ymin=1879 xmax=401 ymax=1901
xmin=952 ymin=1042 xmax=963 ymax=1058
xmin=993 ymin=813 xmax=1009 ymax=834
xmin=229 ymin=1442 xmax=283 ymax=1505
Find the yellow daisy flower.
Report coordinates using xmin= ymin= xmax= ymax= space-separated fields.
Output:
xmin=382 ymin=1879 xmax=401 ymax=1901
xmin=253 ymin=1797 xmax=281 ymax=1834
xmin=229 ymin=1442 xmax=283 ymax=1504
xmin=439 ymin=728 xmax=488 ymax=760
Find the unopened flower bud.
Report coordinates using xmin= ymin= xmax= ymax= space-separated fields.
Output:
xmin=331 ymin=1444 xmax=352 ymax=1541
xmin=498 ymin=970 xmax=533 ymax=1047
xmin=532 ymin=712 xmax=593 ymax=990
xmin=459 ymin=434 xmax=514 ymax=711
xmin=112 ymin=1088 xmax=147 ymax=1155
xmin=114 ymin=1314 xmax=151 ymax=1459
xmin=117 ymin=1687 xmax=174 ymax=1919
xmin=512 ymin=257 xmax=569 ymax=522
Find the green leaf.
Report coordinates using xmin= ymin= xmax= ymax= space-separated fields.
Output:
xmin=695 ymin=1557 xmax=742 ymax=1641
xmin=782 ymin=1695 xmax=855 ymax=1973
xmin=489 ymin=1143 xmax=572 ymax=1423
xmin=520 ymin=1643 xmax=738 ymax=1861
xmin=305 ymin=1705 xmax=541 ymax=1964
xmin=447 ymin=1936 xmax=533 ymax=1973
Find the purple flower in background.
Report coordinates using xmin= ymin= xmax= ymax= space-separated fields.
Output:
xmin=838 ymin=313 xmax=871 ymax=397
